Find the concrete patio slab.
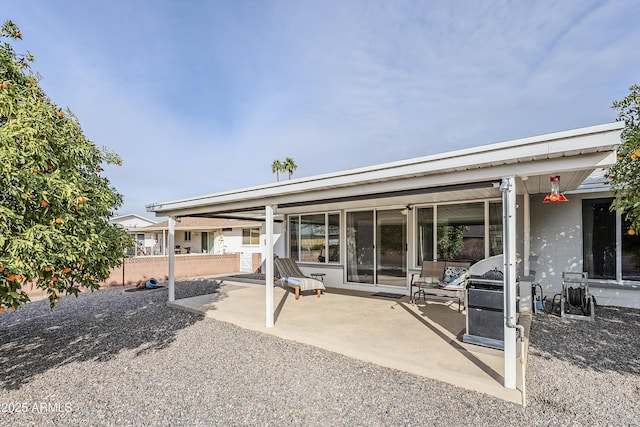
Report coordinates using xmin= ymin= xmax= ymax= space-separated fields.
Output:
xmin=168 ymin=281 xmax=523 ymax=404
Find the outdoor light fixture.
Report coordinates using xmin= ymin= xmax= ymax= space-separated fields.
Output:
xmin=400 ymin=205 xmax=413 ymax=215
xmin=543 ymin=176 xmax=568 ymax=203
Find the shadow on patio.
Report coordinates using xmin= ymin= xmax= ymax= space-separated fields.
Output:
xmin=168 ymin=280 xmax=523 ymax=403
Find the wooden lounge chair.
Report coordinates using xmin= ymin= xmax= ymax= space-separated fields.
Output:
xmin=274 ymin=258 xmax=325 ymax=299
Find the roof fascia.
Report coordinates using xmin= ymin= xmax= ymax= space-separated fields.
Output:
xmin=147 ymin=122 xmax=623 ymax=217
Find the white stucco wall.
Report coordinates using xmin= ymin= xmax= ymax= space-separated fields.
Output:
xmin=529 ymin=192 xmax=640 ymax=308
xmin=217 ymin=230 xmax=242 ymax=254
xmin=529 ymin=194 xmax=583 ymax=291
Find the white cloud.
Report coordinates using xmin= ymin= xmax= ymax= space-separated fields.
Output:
xmin=4 ymin=0 xmax=639 ymax=217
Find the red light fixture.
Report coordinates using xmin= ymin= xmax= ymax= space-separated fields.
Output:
xmin=543 ymin=175 xmax=568 ymax=203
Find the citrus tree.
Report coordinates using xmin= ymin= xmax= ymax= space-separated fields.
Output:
xmin=0 ymin=20 xmax=132 ymax=311
xmin=608 ymin=84 xmax=640 ymax=235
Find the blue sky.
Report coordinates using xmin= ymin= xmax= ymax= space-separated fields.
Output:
xmin=4 ymin=1 xmax=639 ymax=219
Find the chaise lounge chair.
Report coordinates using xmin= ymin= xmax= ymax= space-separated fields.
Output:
xmin=274 ymin=258 xmax=326 ymax=299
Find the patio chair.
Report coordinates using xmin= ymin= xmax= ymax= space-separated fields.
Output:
xmin=410 ymin=260 xmax=470 ymax=312
xmin=274 ymin=258 xmax=326 ymax=300
xmin=410 ymin=260 xmax=446 ymax=303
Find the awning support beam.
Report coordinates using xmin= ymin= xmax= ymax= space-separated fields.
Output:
xmin=168 ymin=216 xmax=175 ymax=302
xmin=265 ymin=204 xmax=275 ymax=327
xmin=501 ymin=176 xmax=518 ymax=389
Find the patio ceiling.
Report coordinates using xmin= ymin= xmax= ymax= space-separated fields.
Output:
xmin=147 ymin=122 xmax=623 ymax=219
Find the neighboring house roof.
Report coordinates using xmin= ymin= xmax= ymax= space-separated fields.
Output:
xmin=110 ymin=213 xmax=158 ymax=229
xmin=142 ymin=217 xmax=262 ymax=231
xmin=146 ymin=122 xmax=624 ymax=218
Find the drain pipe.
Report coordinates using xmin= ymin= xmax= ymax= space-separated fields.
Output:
xmin=520 ymin=335 xmax=528 ymax=407
xmin=501 ymin=177 xmax=527 ymax=406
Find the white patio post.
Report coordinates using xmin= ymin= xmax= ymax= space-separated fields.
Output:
xmin=162 ymin=229 xmax=167 ymax=256
xmin=168 ymin=216 xmax=176 ymax=302
xmin=265 ymin=204 xmax=276 ymax=327
xmin=501 ymin=176 xmax=517 ymax=389
xmin=523 ymin=188 xmax=530 ymax=276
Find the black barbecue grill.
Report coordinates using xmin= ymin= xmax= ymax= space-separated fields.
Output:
xmin=463 ymin=254 xmax=518 ymax=350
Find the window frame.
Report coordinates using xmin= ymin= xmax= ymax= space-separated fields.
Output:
xmin=242 ymin=228 xmax=260 ymax=245
xmin=413 ymin=199 xmax=502 ymax=268
xmin=582 ymin=197 xmax=640 ymax=285
xmin=288 ymin=212 xmax=341 ymax=264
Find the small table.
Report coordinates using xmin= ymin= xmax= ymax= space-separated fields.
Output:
xmin=310 ymin=273 xmax=325 ymax=282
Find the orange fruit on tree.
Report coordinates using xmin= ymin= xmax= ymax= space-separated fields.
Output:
xmin=54 ymin=217 xmax=62 ymax=224
xmin=0 ymin=306 xmax=5 ymax=312
xmin=77 ymin=196 xmax=86 ymax=204
xmin=63 ymin=267 xmax=71 ymax=273
xmin=0 ymin=266 xmax=4 ymax=272
xmin=51 ymin=276 xmax=57 ymax=282
xmin=40 ymin=200 xmax=49 ymax=207
xmin=629 ymin=229 xmax=636 ymax=236
xmin=56 ymin=111 xmax=64 ymax=119
xmin=7 ymin=274 xmax=16 ymax=281
xmin=32 ymin=167 xmax=39 ymax=173
xmin=47 ymin=164 xmax=53 ymax=170
xmin=10 ymin=306 xmax=16 ymax=311
xmin=45 ymin=266 xmax=52 ymax=271
xmin=632 ymin=153 xmax=638 ymax=160
xmin=0 ymin=83 xmax=7 ymax=90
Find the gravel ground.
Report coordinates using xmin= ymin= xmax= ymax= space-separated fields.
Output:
xmin=1 ymin=278 xmax=639 ymax=426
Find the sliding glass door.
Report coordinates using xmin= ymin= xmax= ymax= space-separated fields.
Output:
xmin=376 ymin=210 xmax=407 ymax=286
xmin=346 ymin=211 xmax=374 ymax=284
xmin=346 ymin=209 xmax=407 ymax=286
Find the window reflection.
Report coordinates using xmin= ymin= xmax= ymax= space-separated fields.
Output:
xmin=437 ymin=203 xmax=485 ymax=263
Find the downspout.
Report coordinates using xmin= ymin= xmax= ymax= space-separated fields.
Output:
xmin=500 ymin=177 xmax=526 ymax=339
xmin=500 ymin=177 xmax=527 ymax=406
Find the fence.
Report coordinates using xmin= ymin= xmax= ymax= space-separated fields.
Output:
xmin=22 ymin=253 xmax=264 ymax=300
xmin=101 ymin=253 xmax=259 ymax=287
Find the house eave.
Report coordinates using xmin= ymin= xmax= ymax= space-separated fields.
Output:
xmin=146 ymin=122 xmax=623 ymax=217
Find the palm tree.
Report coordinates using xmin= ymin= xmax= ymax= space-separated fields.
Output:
xmin=271 ymin=159 xmax=283 ymax=182
xmin=283 ymin=157 xmax=298 ymax=180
